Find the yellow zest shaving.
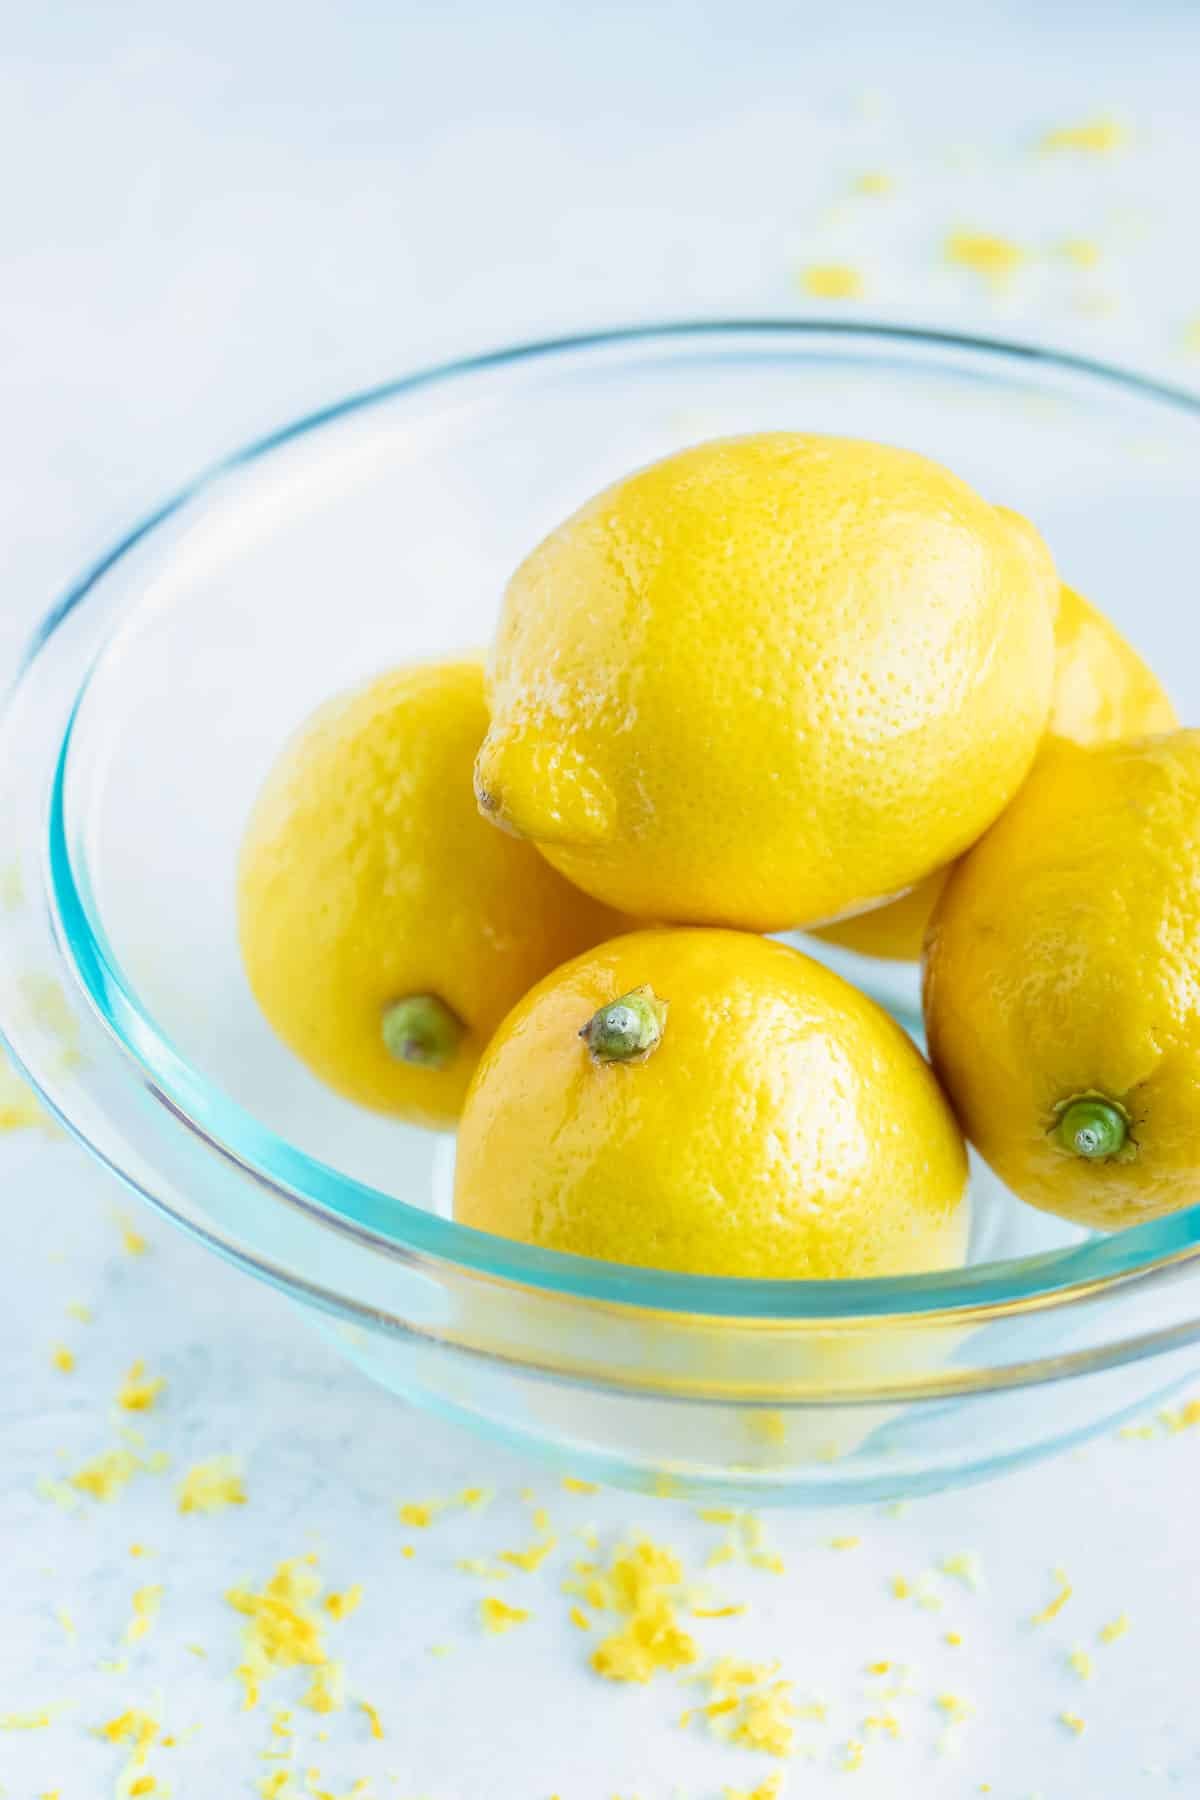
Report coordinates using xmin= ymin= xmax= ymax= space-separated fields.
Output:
xmin=1040 ymin=116 xmax=1128 ymax=154
xmin=1059 ymin=238 xmax=1101 ymax=268
xmin=692 ymin=1604 xmax=745 ymax=1619
xmin=480 ymin=1596 xmax=530 ymax=1635
xmin=0 ymin=1057 xmax=49 ymax=1133
xmin=323 ymin=1587 xmax=362 ymax=1621
xmin=66 ymin=1302 xmax=93 ymax=1323
xmin=70 ymin=1447 xmax=152 ymax=1502
xmin=398 ymin=1502 xmax=433 ymax=1529
xmin=457 ymin=1558 xmax=508 ymax=1580
xmin=116 ymin=1212 xmax=149 ymax=1256
xmin=890 ymin=1576 xmax=911 ymax=1599
xmin=698 ymin=1507 xmax=739 ymax=1523
xmin=1160 ymin=1398 xmax=1200 ymax=1432
xmin=944 ymin=1631 xmax=963 ymax=1647
xmin=500 ymin=1535 xmax=558 ymax=1573
xmin=842 ymin=1739 xmax=865 ymax=1770
xmin=829 ymin=1537 xmax=860 ymax=1551
xmin=126 ymin=1585 xmax=163 ymax=1644
xmin=800 ymin=264 xmax=864 ymax=300
xmin=1099 ymin=1612 xmax=1130 ymax=1644
xmin=1 ymin=1710 xmax=53 ymax=1728
xmin=117 ymin=1362 xmax=167 ymax=1413
xmin=723 ymin=1775 xmax=784 ymax=1800
xmin=1031 ymin=1567 xmax=1072 ymax=1626
xmin=585 ymin=1541 xmax=699 ymax=1684
xmin=51 ymin=1344 xmax=75 ymax=1373
xmin=177 ymin=1456 xmax=246 ymax=1514
xmin=940 ymin=1551 xmax=984 ymax=1591
xmin=226 ymin=1555 xmax=341 ymax=1710
xmin=855 ymin=170 xmax=893 ymax=196
xmin=302 ymin=1661 xmax=345 ymax=1715
xmin=459 ymin=1485 xmax=493 ymax=1509
xmin=1060 ymin=1710 xmax=1086 ymax=1735
xmin=701 ymin=1658 xmax=797 ymax=1758
xmin=1068 ymin=1647 xmax=1093 ymax=1680
xmin=570 ymin=1606 xmax=592 ymax=1630
xmin=97 ymin=1708 xmax=161 ymax=1799
xmin=945 ymin=230 xmax=1026 ymax=286
xmin=562 ymin=1476 xmax=598 ymax=1494
xmin=863 ymin=1712 xmax=902 ymax=1739
xmin=360 ymin=1700 xmax=383 ymax=1740
xmin=936 ymin=1693 xmax=974 ymax=1724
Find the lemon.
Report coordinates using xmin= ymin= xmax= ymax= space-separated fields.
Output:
xmin=924 ymin=731 xmax=1200 ymax=1229
xmin=238 ymin=659 xmax=620 ymax=1128
xmin=454 ymin=928 xmax=968 ymax=1277
xmin=816 ymin=584 xmax=1178 ymax=961
xmin=475 ymin=434 xmax=1057 ymax=930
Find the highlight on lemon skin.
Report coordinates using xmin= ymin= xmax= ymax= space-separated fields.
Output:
xmin=455 ymin=928 xmax=969 ymax=1280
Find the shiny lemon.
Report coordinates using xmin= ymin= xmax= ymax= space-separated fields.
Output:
xmin=238 ymin=659 xmax=620 ymax=1128
xmin=817 ymin=583 xmax=1178 ymax=961
xmin=925 ymin=731 xmax=1200 ymax=1229
xmin=475 ymin=434 xmax=1057 ymax=930
xmin=455 ymin=928 xmax=968 ymax=1276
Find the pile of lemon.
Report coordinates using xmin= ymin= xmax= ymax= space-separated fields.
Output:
xmin=239 ymin=433 xmax=1197 ymax=1281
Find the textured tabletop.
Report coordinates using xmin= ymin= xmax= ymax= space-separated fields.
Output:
xmin=4 ymin=5 xmax=1200 ymax=1795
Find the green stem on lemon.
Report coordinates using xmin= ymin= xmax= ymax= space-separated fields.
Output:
xmin=1053 ymin=1095 xmax=1130 ymax=1161
xmin=382 ymin=995 xmax=464 ymax=1070
xmin=580 ymin=985 xmax=667 ymax=1065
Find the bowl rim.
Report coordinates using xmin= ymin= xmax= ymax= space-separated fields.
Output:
xmin=11 ymin=315 xmax=1200 ymax=1335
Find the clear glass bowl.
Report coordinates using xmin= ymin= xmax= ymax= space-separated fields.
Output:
xmin=5 ymin=321 xmax=1200 ymax=1506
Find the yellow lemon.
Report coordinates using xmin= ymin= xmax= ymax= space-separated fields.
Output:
xmin=475 ymin=434 xmax=1057 ymax=930
xmin=238 ymin=659 xmax=620 ymax=1128
xmin=924 ymin=731 xmax=1200 ymax=1229
xmin=454 ymin=928 xmax=968 ymax=1276
xmin=816 ymin=584 xmax=1178 ymax=961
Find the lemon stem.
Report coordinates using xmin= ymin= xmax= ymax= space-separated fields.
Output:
xmin=382 ymin=995 xmax=464 ymax=1070
xmin=1054 ymin=1096 xmax=1128 ymax=1160
xmin=580 ymin=985 xmax=666 ymax=1064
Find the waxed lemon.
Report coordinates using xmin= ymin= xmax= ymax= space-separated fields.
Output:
xmin=455 ymin=928 xmax=968 ymax=1277
xmin=475 ymin=435 xmax=1057 ymax=930
xmin=925 ymin=731 xmax=1200 ymax=1230
xmin=238 ymin=660 xmax=620 ymax=1128
xmin=816 ymin=583 xmax=1178 ymax=961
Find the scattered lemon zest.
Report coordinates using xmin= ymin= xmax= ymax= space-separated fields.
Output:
xmin=1 ymin=1710 xmax=53 ymax=1728
xmin=936 ymin=1693 xmax=974 ymax=1724
xmin=940 ymin=1551 xmax=984 ymax=1591
xmin=698 ymin=1508 xmax=739 ymax=1524
xmin=1040 ymin=116 xmax=1128 ymax=154
xmin=70 ymin=1447 xmax=151 ymax=1502
xmin=692 ymin=1604 xmax=745 ymax=1619
xmin=1031 ymin=1568 xmax=1072 ymax=1626
xmin=1099 ymin=1612 xmax=1130 ymax=1644
xmin=1068 ymin=1646 xmax=1094 ymax=1680
xmin=1059 ymin=238 xmax=1101 ymax=268
xmin=829 ymin=1536 xmax=860 ymax=1551
xmin=562 ymin=1476 xmax=598 ymax=1494
xmin=303 ymin=1660 xmax=345 ymax=1715
xmin=51 ymin=1344 xmax=75 ymax=1373
xmin=324 ymin=1587 xmax=362 ymax=1622
xmin=800 ymin=264 xmax=864 ymax=300
xmin=946 ymin=230 xmax=1025 ymax=286
xmin=457 ymin=1557 xmax=508 ymax=1580
xmin=57 ymin=1606 xmax=76 ymax=1640
xmin=587 ymin=1541 xmax=699 ymax=1684
xmin=944 ymin=1631 xmax=964 ymax=1647
xmin=1160 ymin=1398 xmax=1200 ymax=1433
xmin=724 ymin=1775 xmax=785 ymax=1800
xmin=500 ymin=1535 xmax=558 ymax=1573
xmin=458 ymin=1485 xmax=494 ymax=1510
xmin=360 ymin=1700 xmax=384 ymax=1741
xmin=115 ymin=1212 xmax=149 ymax=1256
xmin=126 ymin=1585 xmax=163 ymax=1644
xmin=569 ymin=1605 xmax=592 ymax=1631
xmin=117 ymin=1362 xmax=167 ymax=1413
xmin=1060 ymin=1710 xmax=1087 ymax=1735
xmin=842 ymin=1738 xmax=865 ymax=1770
xmin=178 ymin=1456 xmax=246 ymax=1514
xmin=890 ymin=1576 xmax=911 ymax=1599
xmin=97 ymin=1708 xmax=161 ymax=1799
xmin=427 ymin=1642 xmax=452 ymax=1658
xmin=480 ymin=1596 xmax=530 ymax=1635
xmin=227 ymin=1555 xmax=341 ymax=1711
xmin=854 ymin=170 xmax=893 ymax=196
xmin=66 ymin=1302 xmax=93 ymax=1323
xmin=863 ymin=1712 xmax=902 ymax=1739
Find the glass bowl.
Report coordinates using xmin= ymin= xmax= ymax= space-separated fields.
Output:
xmin=5 ymin=321 xmax=1200 ymax=1507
